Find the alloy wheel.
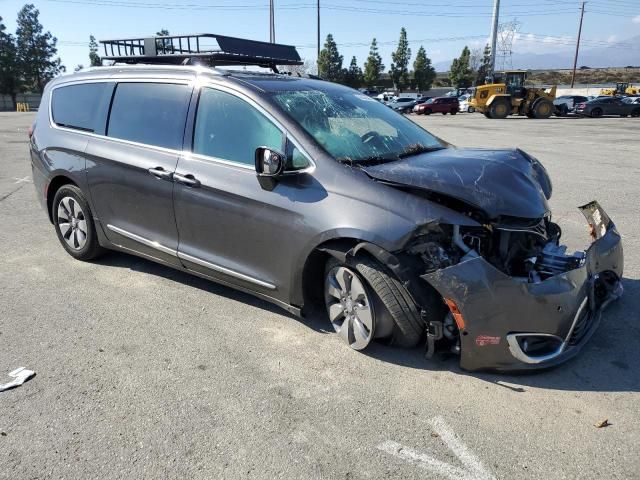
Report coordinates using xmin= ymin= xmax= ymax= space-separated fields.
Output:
xmin=324 ymin=265 xmax=374 ymax=350
xmin=57 ymin=196 xmax=88 ymax=250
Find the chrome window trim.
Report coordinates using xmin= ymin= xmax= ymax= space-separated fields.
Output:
xmin=48 ymin=78 xmax=194 ymax=156
xmin=47 ymin=77 xmax=316 ymax=173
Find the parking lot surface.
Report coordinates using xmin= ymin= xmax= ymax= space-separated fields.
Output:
xmin=1 ymin=111 xmax=639 ymax=479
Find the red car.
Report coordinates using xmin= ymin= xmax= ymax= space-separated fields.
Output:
xmin=413 ymin=96 xmax=459 ymax=115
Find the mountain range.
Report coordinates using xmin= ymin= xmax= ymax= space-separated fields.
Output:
xmin=434 ymin=35 xmax=640 ymax=71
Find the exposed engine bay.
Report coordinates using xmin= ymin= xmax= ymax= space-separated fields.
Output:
xmin=404 ymin=216 xmax=585 ymax=283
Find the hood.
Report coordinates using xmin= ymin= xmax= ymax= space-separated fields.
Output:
xmin=362 ymin=147 xmax=552 ymax=220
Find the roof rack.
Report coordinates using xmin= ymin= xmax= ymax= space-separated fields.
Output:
xmin=99 ymin=33 xmax=302 ymax=71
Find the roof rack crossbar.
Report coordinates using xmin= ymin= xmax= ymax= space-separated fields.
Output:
xmin=99 ymin=33 xmax=302 ymax=68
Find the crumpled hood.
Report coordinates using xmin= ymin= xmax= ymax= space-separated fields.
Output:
xmin=362 ymin=147 xmax=552 ymax=220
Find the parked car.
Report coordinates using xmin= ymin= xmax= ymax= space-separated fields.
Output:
xmin=458 ymin=94 xmax=475 ymax=113
xmin=31 ymin=34 xmax=623 ymax=372
xmin=390 ymin=97 xmax=417 ymax=113
xmin=414 ymin=96 xmax=459 ymax=115
xmin=553 ymin=95 xmax=589 ymax=116
xmin=575 ymin=96 xmax=640 ymax=117
xmin=622 ymin=96 xmax=640 ymax=105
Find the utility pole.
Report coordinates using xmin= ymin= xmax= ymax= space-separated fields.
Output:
xmin=488 ymin=0 xmax=500 ymax=79
xmin=269 ymin=0 xmax=275 ymax=43
xmin=571 ymin=2 xmax=586 ymax=88
xmin=317 ymin=0 xmax=321 ymax=72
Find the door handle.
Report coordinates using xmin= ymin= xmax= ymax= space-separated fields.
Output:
xmin=148 ymin=167 xmax=173 ymax=180
xmin=174 ymin=172 xmax=201 ymax=187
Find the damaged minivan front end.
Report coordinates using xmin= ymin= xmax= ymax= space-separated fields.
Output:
xmin=364 ymin=149 xmax=623 ymax=372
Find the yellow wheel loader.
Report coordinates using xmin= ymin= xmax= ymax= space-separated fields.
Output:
xmin=469 ymin=71 xmax=556 ymax=119
xmin=600 ymin=83 xmax=639 ymax=96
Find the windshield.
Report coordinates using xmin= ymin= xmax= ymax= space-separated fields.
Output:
xmin=272 ymin=89 xmax=444 ymax=163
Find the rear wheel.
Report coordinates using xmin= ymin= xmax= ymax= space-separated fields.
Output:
xmin=531 ymin=98 xmax=554 ymax=119
xmin=631 ymin=108 xmax=640 ymax=117
xmin=488 ymin=98 xmax=510 ymax=119
xmin=52 ymin=185 xmax=105 ymax=261
xmin=324 ymin=256 xmax=423 ymax=349
xmin=468 ymin=106 xmax=475 ymax=113
xmin=450 ymin=109 xmax=458 ymax=115
xmin=591 ymin=107 xmax=603 ymax=118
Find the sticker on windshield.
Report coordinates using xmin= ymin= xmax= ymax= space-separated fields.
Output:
xmin=354 ymin=94 xmax=377 ymax=102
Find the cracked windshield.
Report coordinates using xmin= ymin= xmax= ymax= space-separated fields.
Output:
xmin=273 ymin=89 xmax=443 ymax=163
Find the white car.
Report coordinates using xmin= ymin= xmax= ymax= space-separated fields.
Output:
xmin=458 ymin=94 xmax=475 ymax=113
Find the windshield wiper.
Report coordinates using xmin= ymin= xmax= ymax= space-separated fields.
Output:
xmin=397 ymin=144 xmax=445 ymax=158
xmin=338 ymin=144 xmax=445 ymax=166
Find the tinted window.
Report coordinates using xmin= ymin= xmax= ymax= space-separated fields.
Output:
xmin=193 ymin=88 xmax=284 ymax=166
xmin=51 ymin=82 xmax=113 ymax=134
xmin=107 ymin=83 xmax=192 ymax=150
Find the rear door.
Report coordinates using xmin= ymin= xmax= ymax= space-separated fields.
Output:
xmin=85 ymin=81 xmax=193 ymax=266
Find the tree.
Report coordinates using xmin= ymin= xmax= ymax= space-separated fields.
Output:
xmin=449 ymin=45 xmax=472 ymax=88
xmin=155 ymin=29 xmax=172 ymax=53
xmin=0 ymin=16 xmax=20 ymax=108
xmin=363 ymin=38 xmax=384 ymax=87
xmin=343 ymin=56 xmax=363 ymax=88
xmin=317 ymin=34 xmax=343 ymax=82
xmin=475 ymin=44 xmax=492 ymax=85
xmin=389 ymin=28 xmax=411 ymax=91
xmin=15 ymin=4 xmax=64 ymax=92
xmin=412 ymin=46 xmax=435 ymax=92
xmin=88 ymin=34 xmax=101 ymax=67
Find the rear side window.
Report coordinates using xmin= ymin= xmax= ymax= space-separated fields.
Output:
xmin=107 ymin=83 xmax=192 ymax=150
xmin=51 ymin=83 xmax=113 ymax=134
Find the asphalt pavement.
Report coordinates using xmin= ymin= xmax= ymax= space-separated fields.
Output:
xmin=1 ymin=111 xmax=638 ymax=479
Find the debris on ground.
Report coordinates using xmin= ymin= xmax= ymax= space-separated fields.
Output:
xmin=0 ymin=367 xmax=36 ymax=392
xmin=594 ymin=419 xmax=611 ymax=428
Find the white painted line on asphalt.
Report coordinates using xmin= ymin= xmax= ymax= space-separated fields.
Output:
xmin=377 ymin=416 xmax=496 ymax=480
xmin=13 ymin=176 xmax=31 ymax=184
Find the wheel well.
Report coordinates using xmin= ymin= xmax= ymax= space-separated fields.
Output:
xmin=300 ymin=238 xmax=361 ymax=313
xmin=46 ymin=176 xmax=77 ymax=223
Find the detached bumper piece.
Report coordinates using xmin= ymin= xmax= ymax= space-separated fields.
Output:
xmin=423 ymin=201 xmax=623 ymax=372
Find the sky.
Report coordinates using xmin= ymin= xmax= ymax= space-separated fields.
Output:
xmin=0 ymin=0 xmax=639 ymax=71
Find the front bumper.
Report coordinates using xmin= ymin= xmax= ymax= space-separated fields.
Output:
xmin=422 ymin=201 xmax=624 ymax=372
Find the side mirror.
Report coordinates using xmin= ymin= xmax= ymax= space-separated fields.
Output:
xmin=255 ymin=147 xmax=285 ymax=191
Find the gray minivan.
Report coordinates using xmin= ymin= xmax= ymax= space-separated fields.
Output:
xmin=30 ymin=35 xmax=623 ymax=372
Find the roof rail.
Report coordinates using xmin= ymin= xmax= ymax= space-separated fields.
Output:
xmin=99 ymin=33 xmax=302 ymax=71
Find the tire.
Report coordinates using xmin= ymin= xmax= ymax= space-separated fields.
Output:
xmin=620 ymin=114 xmax=628 ymax=118
xmin=483 ymin=111 xmax=492 ymax=118
xmin=442 ymin=112 xmax=447 ymax=115
xmin=488 ymin=98 xmax=510 ymax=119
xmin=451 ymin=109 xmax=457 ymax=115
xmin=324 ymin=256 xmax=423 ymax=349
xmin=631 ymin=108 xmax=640 ymax=117
xmin=591 ymin=108 xmax=603 ymax=118
xmin=531 ymin=98 xmax=554 ymax=119
xmin=468 ymin=106 xmax=475 ymax=113
xmin=424 ymin=108 xmax=432 ymax=115
xmin=52 ymin=185 xmax=105 ymax=261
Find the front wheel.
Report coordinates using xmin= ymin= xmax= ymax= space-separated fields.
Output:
xmin=468 ymin=106 xmax=475 ymax=113
xmin=52 ymin=185 xmax=105 ymax=261
xmin=324 ymin=256 xmax=423 ymax=350
xmin=591 ymin=108 xmax=603 ymax=118
xmin=631 ymin=108 xmax=640 ymax=117
xmin=451 ymin=109 xmax=457 ymax=115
